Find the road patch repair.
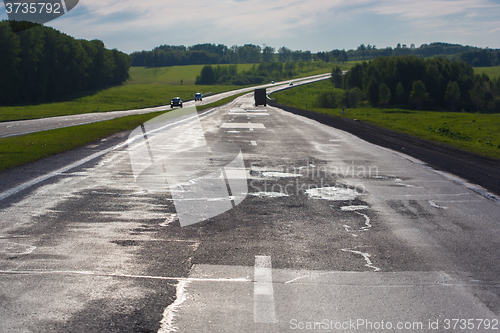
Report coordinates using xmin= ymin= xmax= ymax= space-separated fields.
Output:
xmin=164 ymin=263 xmax=498 ymax=332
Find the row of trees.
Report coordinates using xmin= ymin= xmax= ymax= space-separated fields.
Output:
xmin=195 ymin=62 xmax=300 ymax=85
xmin=131 ymin=44 xmax=275 ymax=66
xmin=332 ymin=56 xmax=500 ymax=112
xmin=458 ymin=49 xmax=500 ymax=67
xmin=0 ymin=21 xmax=131 ymax=105
xmin=131 ymin=42 xmax=500 ymax=68
xmin=346 ymin=42 xmax=485 ymax=61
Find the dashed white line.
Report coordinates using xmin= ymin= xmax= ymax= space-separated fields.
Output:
xmin=220 ymin=123 xmax=265 ymax=129
xmin=254 ymin=255 xmax=277 ymax=323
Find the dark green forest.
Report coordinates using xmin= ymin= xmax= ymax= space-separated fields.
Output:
xmin=131 ymin=42 xmax=500 ymax=67
xmin=0 ymin=20 xmax=131 ymax=105
xmin=330 ymin=56 xmax=500 ymax=112
xmin=195 ymin=62 xmax=301 ymax=86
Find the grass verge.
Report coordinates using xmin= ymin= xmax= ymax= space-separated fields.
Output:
xmin=271 ymin=80 xmax=500 ymax=160
xmin=0 ymin=95 xmax=243 ymax=173
xmin=0 ymin=84 xmax=240 ymax=122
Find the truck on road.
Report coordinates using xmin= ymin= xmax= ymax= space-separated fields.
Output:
xmin=254 ymin=88 xmax=267 ymax=106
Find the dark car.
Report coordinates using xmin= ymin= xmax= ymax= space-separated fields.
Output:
xmin=170 ymin=97 xmax=183 ymax=108
xmin=194 ymin=93 xmax=202 ymax=101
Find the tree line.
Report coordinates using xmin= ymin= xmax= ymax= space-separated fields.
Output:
xmin=0 ymin=20 xmax=131 ymax=105
xmin=324 ymin=56 xmax=500 ymax=112
xmin=131 ymin=42 xmax=500 ymax=68
xmin=195 ymin=62 xmax=323 ymax=86
xmin=458 ymin=49 xmax=500 ymax=67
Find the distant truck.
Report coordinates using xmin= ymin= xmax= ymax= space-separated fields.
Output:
xmin=254 ymin=88 xmax=267 ymax=106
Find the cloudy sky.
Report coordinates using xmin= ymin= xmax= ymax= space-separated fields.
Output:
xmin=2 ymin=0 xmax=500 ymax=54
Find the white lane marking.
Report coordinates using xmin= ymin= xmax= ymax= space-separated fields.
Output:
xmin=251 ymin=141 xmax=257 ymax=146
xmin=340 ymin=205 xmax=369 ymax=211
xmin=261 ymin=172 xmax=302 ymax=178
xmin=0 ymin=270 xmax=250 ymax=282
xmin=91 ymin=190 xmax=146 ymax=196
xmin=220 ymin=123 xmax=265 ymax=129
xmin=428 ymin=200 xmax=449 ymax=209
xmin=254 ymin=255 xmax=277 ymax=323
xmin=341 ymin=249 xmax=381 ymax=272
xmin=228 ymin=112 xmax=269 ymax=116
xmin=248 ymin=192 xmax=289 ymax=198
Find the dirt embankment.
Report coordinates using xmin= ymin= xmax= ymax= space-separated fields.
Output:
xmin=270 ymin=102 xmax=500 ymax=197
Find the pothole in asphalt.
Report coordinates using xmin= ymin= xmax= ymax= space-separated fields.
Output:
xmin=305 ymin=185 xmax=365 ymax=201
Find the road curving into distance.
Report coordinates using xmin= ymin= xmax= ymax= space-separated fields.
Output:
xmin=0 ymin=73 xmax=331 ymax=138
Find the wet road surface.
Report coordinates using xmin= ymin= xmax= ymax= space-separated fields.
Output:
xmin=1 ymin=93 xmax=500 ymax=332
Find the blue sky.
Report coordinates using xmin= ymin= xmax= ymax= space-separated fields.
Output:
xmin=2 ymin=0 xmax=500 ymax=54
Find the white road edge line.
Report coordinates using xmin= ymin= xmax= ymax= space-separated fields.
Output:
xmin=254 ymin=255 xmax=277 ymax=323
xmin=0 ymin=108 xmax=219 ymax=202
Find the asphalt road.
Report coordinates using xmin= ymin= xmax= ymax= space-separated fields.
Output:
xmin=0 ymin=73 xmax=330 ymax=138
xmin=1 ymin=93 xmax=500 ymax=332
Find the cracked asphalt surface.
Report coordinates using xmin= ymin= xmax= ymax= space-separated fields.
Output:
xmin=1 ymin=93 xmax=500 ymax=332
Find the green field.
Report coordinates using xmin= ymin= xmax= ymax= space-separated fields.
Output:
xmin=128 ymin=64 xmax=257 ymax=85
xmin=474 ymin=66 xmax=500 ymax=79
xmin=0 ymin=63 xmax=334 ymax=122
xmin=272 ymin=80 xmax=500 ymax=160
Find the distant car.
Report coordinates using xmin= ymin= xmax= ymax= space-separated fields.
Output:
xmin=271 ymin=81 xmax=275 ymax=84
xmin=170 ymin=97 xmax=183 ymax=108
xmin=289 ymin=82 xmax=293 ymax=86
xmin=194 ymin=93 xmax=202 ymax=101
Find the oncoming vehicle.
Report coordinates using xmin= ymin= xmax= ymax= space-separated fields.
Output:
xmin=170 ymin=97 xmax=183 ymax=108
xmin=194 ymin=93 xmax=202 ymax=101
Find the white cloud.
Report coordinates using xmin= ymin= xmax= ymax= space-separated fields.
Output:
xmin=15 ymin=0 xmax=500 ymax=52
xmin=370 ymin=0 xmax=498 ymax=18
